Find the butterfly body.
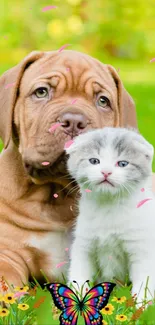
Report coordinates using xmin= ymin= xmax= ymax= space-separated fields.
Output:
xmin=45 ymin=282 xmax=115 ymax=325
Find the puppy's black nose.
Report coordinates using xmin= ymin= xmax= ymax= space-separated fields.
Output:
xmin=59 ymin=112 xmax=87 ymax=135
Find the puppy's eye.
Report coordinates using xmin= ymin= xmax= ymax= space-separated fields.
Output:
xmin=89 ymin=158 xmax=100 ymax=165
xmin=117 ymin=161 xmax=129 ymax=167
xmin=97 ymin=96 xmax=110 ymax=108
xmin=34 ymin=87 xmax=48 ymax=98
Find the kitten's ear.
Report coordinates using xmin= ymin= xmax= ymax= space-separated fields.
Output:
xmin=134 ymin=135 xmax=154 ymax=160
xmin=107 ymin=65 xmax=138 ymax=129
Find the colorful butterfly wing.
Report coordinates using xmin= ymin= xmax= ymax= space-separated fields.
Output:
xmin=83 ymin=282 xmax=116 ymax=310
xmin=60 ymin=306 xmax=79 ymax=325
xmin=80 ymin=282 xmax=116 ymax=325
xmin=46 ymin=283 xmax=80 ymax=310
xmin=82 ymin=305 xmax=102 ymax=325
xmin=45 ymin=283 xmax=80 ymax=325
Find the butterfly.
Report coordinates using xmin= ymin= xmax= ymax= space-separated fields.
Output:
xmin=45 ymin=281 xmax=116 ymax=325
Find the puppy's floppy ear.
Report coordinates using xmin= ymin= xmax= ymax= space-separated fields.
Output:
xmin=107 ymin=65 xmax=138 ymax=129
xmin=0 ymin=51 xmax=44 ymax=148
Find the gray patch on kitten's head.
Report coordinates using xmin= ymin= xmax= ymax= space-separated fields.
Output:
xmin=65 ymin=127 xmax=154 ymax=195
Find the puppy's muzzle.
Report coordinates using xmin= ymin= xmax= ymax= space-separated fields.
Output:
xmin=59 ymin=111 xmax=88 ymax=136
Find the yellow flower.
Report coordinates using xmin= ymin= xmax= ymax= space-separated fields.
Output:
xmin=0 ymin=308 xmax=10 ymax=317
xmin=3 ymin=293 xmax=16 ymax=304
xmin=0 ymin=294 xmax=3 ymax=302
xmin=102 ymin=320 xmax=108 ymax=325
xmin=47 ymin=19 xmax=65 ymax=38
xmin=14 ymin=286 xmax=29 ymax=292
xmin=66 ymin=16 xmax=83 ymax=34
xmin=116 ymin=314 xmax=128 ymax=322
xmin=112 ymin=296 xmax=127 ymax=304
xmin=18 ymin=303 xmax=29 ymax=311
xmin=66 ymin=0 xmax=82 ymax=5
xmin=101 ymin=303 xmax=115 ymax=315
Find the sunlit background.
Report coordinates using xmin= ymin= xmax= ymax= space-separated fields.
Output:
xmin=0 ymin=0 xmax=155 ymax=168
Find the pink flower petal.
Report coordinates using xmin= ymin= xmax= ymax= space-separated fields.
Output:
xmin=53 ymin=193 xmax=58 ymax=198
xmin=64 ymin=140 xmax=74 ymax=149
xmin=48 ymin=123 xmax=62 ymax=133
xmin=150 ymin=58 xmax=155 ymax=63
xmin=136 ymin=198 xmax=152 ymax=208
xmin=71 ymin=99 xmax=78 ymax=105
xmin=14 ymin=291 xmax=28 ymax=298
xmin=65 ymin=248 xmax=69 ymax=252
xmin=5 ymin=82 xmax=15 ymax=89
xmin=148 ymin=301 xmax=153 ymax=305
xmin=26 ymin=258 xmax=32 ymax=262
xmin=108 ymin=256 xmax=113 ymax=260
xmin=85 ymin=189 xmax=92 ymax=193
xmin=56 ymin=261 xmax=68 ymax=268
xmin=41 ymin=5 xmax=57 ymax=12
xmin=58 ymin=44 xmax=71 ymax=53
xmin=66 ymin=67 xmax=70 ymax=71
xmin=141 ymin=188 xmax=145 ymax=192
xmin=42 ymin=161 xmax=50 ymax=166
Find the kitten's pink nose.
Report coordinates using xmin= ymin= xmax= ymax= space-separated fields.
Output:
xmin=101 ymin=171 xmax=112 ymax=178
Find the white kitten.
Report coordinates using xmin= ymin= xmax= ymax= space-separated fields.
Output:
xmin=65 ymin=127 xmax=155 ymax=303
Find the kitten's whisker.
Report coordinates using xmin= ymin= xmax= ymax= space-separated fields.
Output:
xmin=66 ymin=185 xmax=80 ymax=197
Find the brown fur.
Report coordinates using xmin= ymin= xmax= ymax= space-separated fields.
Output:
xmin=0 ymin=50 xmax=152 ymax=288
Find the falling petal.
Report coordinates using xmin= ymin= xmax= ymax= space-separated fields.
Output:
xmin=64 ymin=140 xmax=74 ymax=149
xmin=136 ymin=198 xmax=152 ymax=208
xmin=42 ymin=5 xmax=57 ymax=12
xmin=14 ymin=292 xmax=28 ymax=298
xmin=66 ymin=67 xmax=70 ymax=71
xmin=150 ymin=58 xmax=155 ymax=63
xmin=56 ymin=261 xmax=68 ymax=268
xmin=71 ymin=99 xmax=78 ymax=105
xmin=26 ymin=258 xmax=32 ymax=262
xmin=148 ymin=301 xmax=153 ymax=305
xmin=65 ymin=248 xmax=69 ymax=251
xmin=85 ymin=189 xmax=92 ymax=193
xmin=53 ymin=193 xmax=58 ymax=198
xmin=42 ymin=161 xmax=50 ymax=166
xmin=5 ymin=82 xmax=15 ymax=89
xmin=58 ymin=44 xmax=71 ymax=52
xmin=49 ymin=123 xmax=62 ymax=133
xmin=141 ymin=188 xmax=145 ymax=192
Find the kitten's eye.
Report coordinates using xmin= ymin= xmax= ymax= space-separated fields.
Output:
xmin=89 ymin=158 xmax=100 ymax=165
xmin=34 ymin=87 xmax=49 ymax=98
xmin=97 ymin=96 xmax=110 ymax=108
xmin=117 ymin=161 xmax=129 ymax=167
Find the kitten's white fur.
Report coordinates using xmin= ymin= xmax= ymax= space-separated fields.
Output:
xmin=66 ymin=127 xmax=155 ymax=303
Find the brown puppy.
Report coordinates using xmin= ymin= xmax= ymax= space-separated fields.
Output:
xmin=0 ymin=50 xmax=147 ymax=288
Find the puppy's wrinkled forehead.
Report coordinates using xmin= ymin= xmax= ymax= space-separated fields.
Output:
xmin=20 ymin=50 xmax=117 ymax=94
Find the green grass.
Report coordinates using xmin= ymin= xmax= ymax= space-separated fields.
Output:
xmin=1 ymin=277 xmax=155 ymax=325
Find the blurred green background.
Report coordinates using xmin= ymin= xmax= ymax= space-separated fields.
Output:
xmin=0 ymin=0 xmax=155 ymax=169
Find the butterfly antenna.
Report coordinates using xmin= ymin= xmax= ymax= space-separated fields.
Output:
xmin=81 ymin=280 xmax=90 ymax=297
xmin=73 ymin=280 xmax=80 ymax=292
